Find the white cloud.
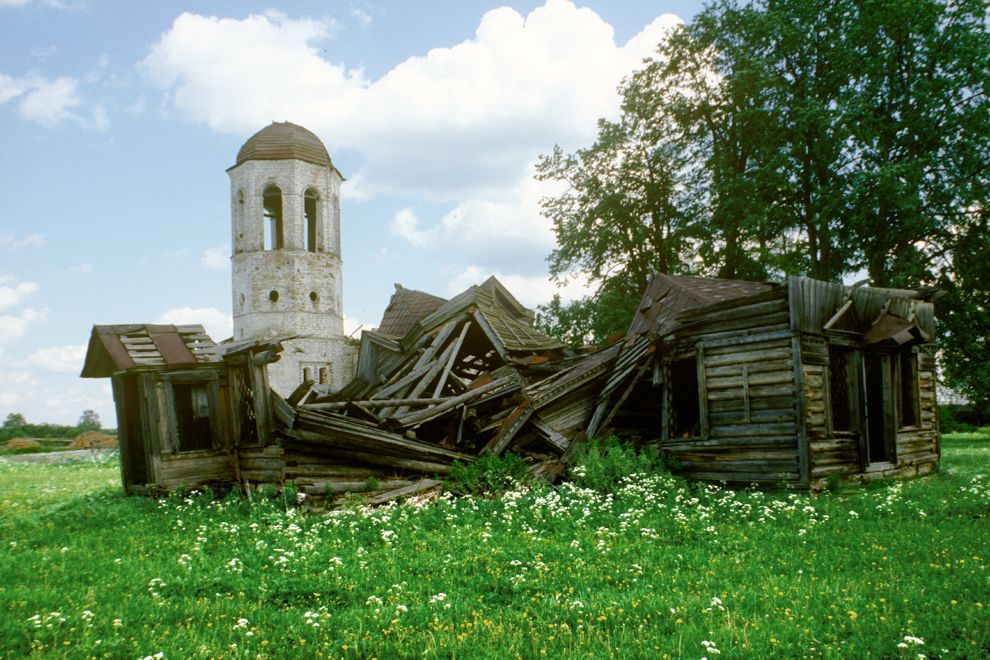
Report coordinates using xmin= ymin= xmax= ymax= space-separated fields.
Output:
xmin=201 ymin=244 xmax=230 ymax=270
xmin=0 ymin=278 xmax=38 ymax=311
xmin=447 ymin=266 xmax=594 ymax=310
xmin=0 ymin=307 xmax=48 ymax=346
xmin=389 ymin=208 xmax=435 ymax=247
xmin=17 ymin=75 xmax=81 ymax=126
xmin=155 ymin=306 xmax=233 ymax=341
xmin=0 ymin=72 xmax=28 ymax=103
xmin=142 ymin=1 xmax=680 ymax=200
xmin=0 ymin=69 xmax=108 ymax=129
xmin=0 ymin=232 xmax=45 ymax=249
xmin=73 ymin=262 xmax=95 ymax=274
xmin=16 ymin=344 xmax=86 ymax=373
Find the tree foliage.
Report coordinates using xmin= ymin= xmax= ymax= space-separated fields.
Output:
xmin=537 ymin=0 xmax=990 ymax=406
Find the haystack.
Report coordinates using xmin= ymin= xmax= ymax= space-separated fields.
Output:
xmin=68 ymin=431 xmax=118 ymax=449
xmin=5 ymin=437 xmax=40 ymax=449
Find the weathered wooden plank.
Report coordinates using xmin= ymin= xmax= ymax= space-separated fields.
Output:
xmin=661 ymin=434 xmax=797 ymax=449
xmin=706 ymin=370 xmax=794 ymax=390
xmin=676 ymin=458 xmax=799 ymax=473
xmin=364 ymin=479 xmax=442 ymax=505
xmin=432 ymin=321 xmax=472 ymax=398
xmin=395 ymin=376 xmax=513 ymax=427
xmin=710 ymin=422 xmax=797 ymax=438
xmin=675 ymin=470 xmax=800 ymax=482
xmin=678 ymin=298 xmax=787 ymax=333
xmin=239 ymin=469 xmax=284 ymax=483
xmin=483 ymin=400 xmax=535 ymax=456
xmin=709 ymin=409 xmax=796 ymax=426
xmin=704 ymin=346 xmax=793 ymax=367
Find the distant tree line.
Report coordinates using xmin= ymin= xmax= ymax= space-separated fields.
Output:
xmin=535 ymin=0 xmax=990 ymax=408
xmin=0 ymin=411 xmax=111 ymax=443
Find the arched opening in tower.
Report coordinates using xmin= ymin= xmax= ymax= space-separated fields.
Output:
xmin=263 ymin=185 xmax=284 ymax=250
xmin=305 ymin=188 xmax=319 ymax=253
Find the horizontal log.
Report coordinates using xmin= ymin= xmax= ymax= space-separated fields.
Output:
xmin=709 ymin=410 xmax=796 ymax=426
xmin=710 ymin=422 xmax=797 ymax=438
xmin=237 ymin=457 xmax=285 ymax=471
xmin=674 ymin=470 xmax=800 ymax=483
xmin=708 ymin=386 xmax=795 ymax=403
xmin=709 ymin=397 xmax=795 ymax=413
xmin=706 ymin=371 xmax=794 ymax=391
xmin=661 ymin=435 xmax=797 ymax=450
xmin=239 ymin=469 xmax=284 ymax=483
xmin=705 ymin=359 xmax=793 ymax=378
xmin=676 ymin=458 xmax=799 ymax=473
xmin=811 ymin=464 xmax=858 ymax=478
xmin=704 ymin=347 xmax=792 ymax=367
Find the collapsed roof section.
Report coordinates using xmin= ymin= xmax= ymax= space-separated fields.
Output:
xmin=283 ymin=276 xmax=613 ymax=477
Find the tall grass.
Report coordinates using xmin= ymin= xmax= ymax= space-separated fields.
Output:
xmin=0 ymin=436 xmax=986 ymax=658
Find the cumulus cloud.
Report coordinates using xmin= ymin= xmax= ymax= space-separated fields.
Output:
xmin=155 ymin=306 xmax=233 ymax=341
xmin=16 ymin=344 xmax=86 ymax=373
xmin=0 ymin=71 xmax=106 ymax=128
xmin=142 ymin=1 xmax=680 ymax=200
xmin=201 ymin=244 xmax=230 ymax=270
xmin=0 ymin=307 xmax=48 ymax=346
xmin=0 ymin=277 xmax=38 ymax=311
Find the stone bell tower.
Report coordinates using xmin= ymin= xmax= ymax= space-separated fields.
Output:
xmin=228 ymin=121 xmax=355 ymax=394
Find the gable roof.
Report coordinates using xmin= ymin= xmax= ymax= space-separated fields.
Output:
xmin=628 ymin=273 xmax=776 ymax=339
xmin=81 ymin=324 xmax=221 ymax=378
xmin=377 ymin=284 xmax=447 ymax=338
xmin=413 ymin=276 xmax=563 ymax=353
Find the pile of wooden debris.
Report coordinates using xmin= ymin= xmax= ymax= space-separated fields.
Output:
xmin=273 ymin=277 xmax=618 ymax=502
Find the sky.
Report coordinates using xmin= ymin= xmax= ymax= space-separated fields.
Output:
xmin=0 ymin=0 xmax=705 ymax=428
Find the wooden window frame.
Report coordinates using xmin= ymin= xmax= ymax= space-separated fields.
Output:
xmin=163 ymin=370 xmax=222 ymax=454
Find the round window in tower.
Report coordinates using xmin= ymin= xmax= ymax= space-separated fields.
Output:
xmin=269 ymin=290 xmax=279 ymax=303
xmin=309 ymin=291 xmax=319 ymax=304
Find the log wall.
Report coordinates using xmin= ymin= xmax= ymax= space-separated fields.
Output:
xmin=661 ymin=290 xmax=803 ymax=484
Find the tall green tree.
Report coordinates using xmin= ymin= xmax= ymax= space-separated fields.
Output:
xmin=844 ymin=0 xmax=990 ymax=288
xmin=535 ymin=74 xmax=699 ymax=343
xmin=537 ymin=0 xmax=990 ymax=379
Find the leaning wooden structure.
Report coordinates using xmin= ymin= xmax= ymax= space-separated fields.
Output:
xmin=82 ymin=274 xmax=940 ymax=499
xmin=589 ymin=274 xmax=940 ymax=488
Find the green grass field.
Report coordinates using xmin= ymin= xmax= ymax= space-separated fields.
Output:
xmin=1 ymin=436 xmax=987 ymax=658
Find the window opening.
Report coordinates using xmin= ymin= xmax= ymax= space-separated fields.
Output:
xmin=319 ymin=367 xmax=328 ymax=385
xmin=670 ymin=357 xmax=700 ymax=438
xmin=829 ymin=346 xmax=853 ymax=432
xmin=303 ymin=367 xmax=312 ymax=383
xmin=305 ymin=189 xmax=319 ymax=253
xmin=173 ymin=382 xmax=214 ymax=451
xmin=263 ymin=185 xmax=284 ymax=250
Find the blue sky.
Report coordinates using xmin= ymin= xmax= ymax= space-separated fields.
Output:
xmin=0 ymin=0 xmax=704 ymax=427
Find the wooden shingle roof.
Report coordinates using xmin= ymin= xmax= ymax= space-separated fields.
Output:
xmin=377 ymin=285 xmax=447 ymax=338
xmin=81 ymin=324 xmax=221 ymax=378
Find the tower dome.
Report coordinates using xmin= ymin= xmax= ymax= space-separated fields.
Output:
xmin=234 ymin=121 xmax=333 ymax=169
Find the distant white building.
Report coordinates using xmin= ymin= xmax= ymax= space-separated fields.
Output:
xmin=228 ymin=122 xmax=357 ymax=395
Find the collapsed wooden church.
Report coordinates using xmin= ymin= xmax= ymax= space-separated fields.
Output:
xmin=82 ymin=273 xmax=940 ymax=498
